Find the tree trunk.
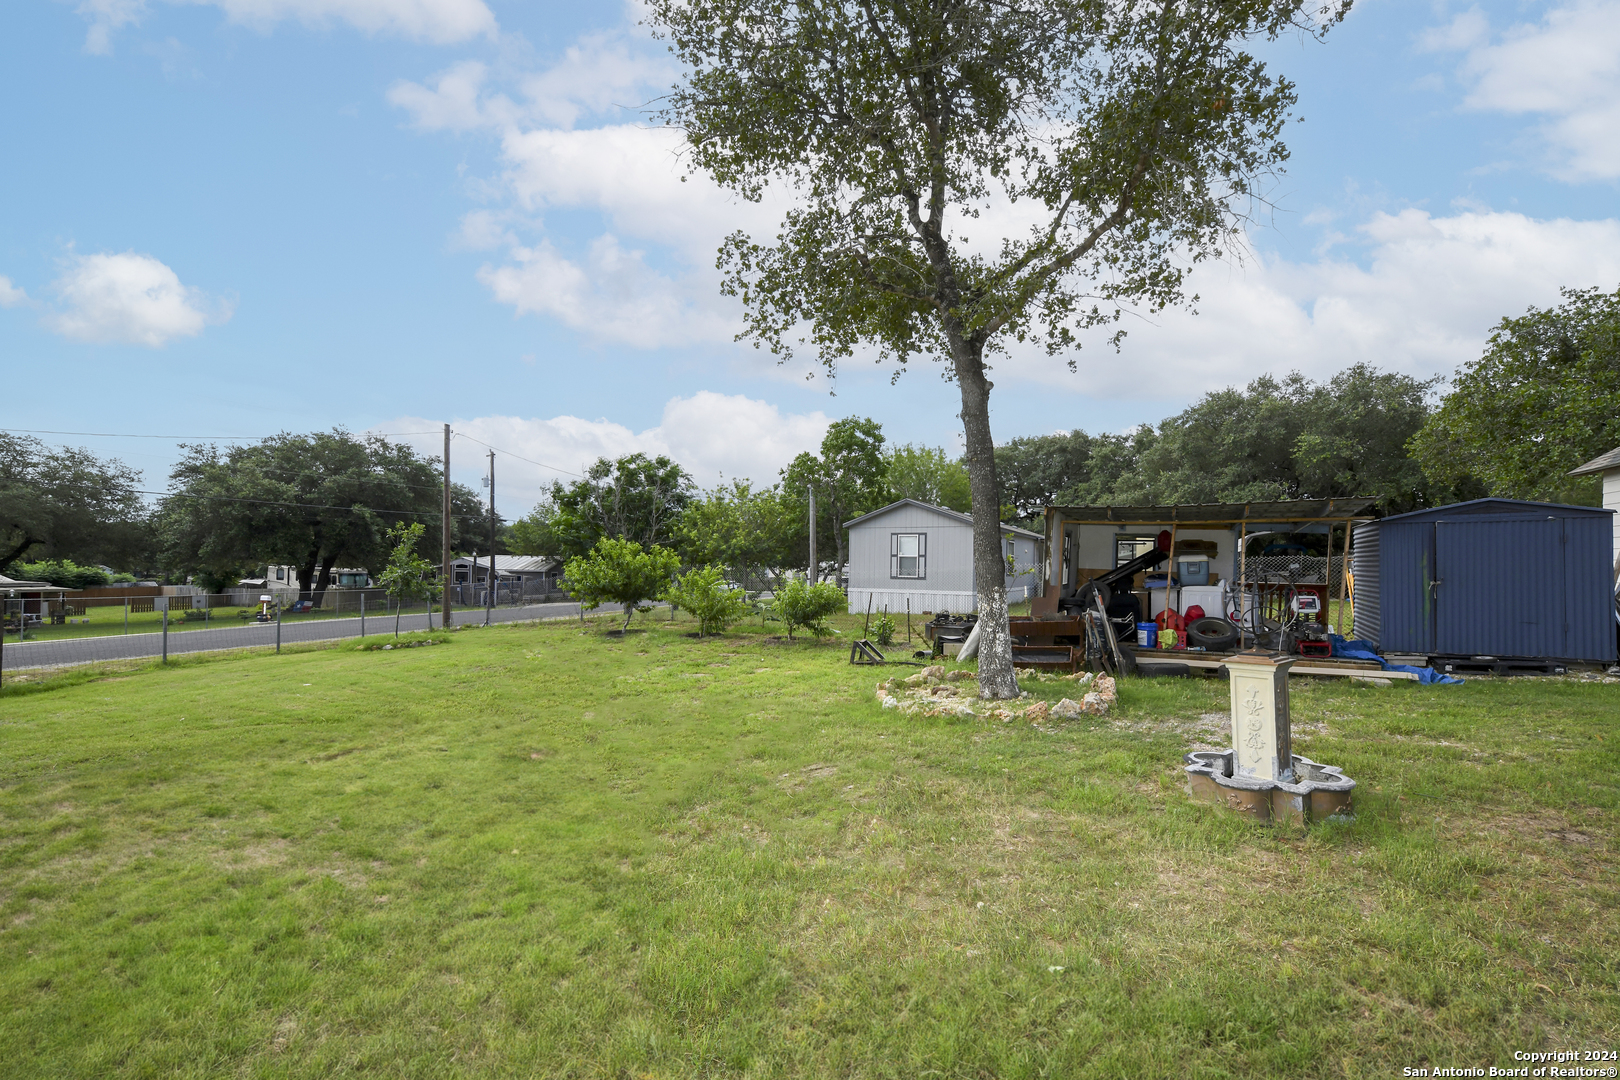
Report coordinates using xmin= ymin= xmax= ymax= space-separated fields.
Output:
xmin=297 ymin=546 xmax=320 ymax=603
xmin=952 ymin=340 xmax=1018 ymax=700
xmin=310 ymin=554 xmax=338 ymax=610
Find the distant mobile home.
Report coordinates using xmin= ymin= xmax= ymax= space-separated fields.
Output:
xmin=842 ymin=499 xmax=1043 ymax=615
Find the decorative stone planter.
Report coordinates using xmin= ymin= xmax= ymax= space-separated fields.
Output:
xmin=1184 ymin=750 xmax=1355 ymax=826
xmin=1182 ymin=652 xmax=1356 ymax=825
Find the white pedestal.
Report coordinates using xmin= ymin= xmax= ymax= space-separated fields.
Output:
xmin=1221 ymin=655 xmax=1296 ymax=782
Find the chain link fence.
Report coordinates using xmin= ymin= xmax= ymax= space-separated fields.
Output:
xmin=0 ymin=589 xmax=604 ymax=675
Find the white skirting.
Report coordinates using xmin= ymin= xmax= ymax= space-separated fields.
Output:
xmin=847 ymin=584 xmax=1034 ymax=616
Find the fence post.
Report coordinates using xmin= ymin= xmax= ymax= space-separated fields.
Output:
xmin=275 ymin=598 xmax=282 ymax=654
xmin=161 ymin=605 xmax=169 ymax=663
xmin=124 ymin=598 xmax=129 ymax=635
xmin=360 ymin=592 xmax=365 ymax=637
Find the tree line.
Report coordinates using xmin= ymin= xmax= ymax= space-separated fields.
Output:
xmin=4 ymin=285 xmax=1616 ymax=588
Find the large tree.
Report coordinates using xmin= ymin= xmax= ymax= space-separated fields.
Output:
xmin=780 ymin=417 xmax=890 ymax=575
xmin=676 ymin=479 xmax=796 ymax=587
xmin=1413 ymin=286 xmax=1620 ymax=504
xmin=536 ymin=453 xmax=695 ymax=559
xmin=886 ymin=443 xmax=971 ymax=512
xmin=159 ymin=431 xmax=481 ymax=602
xmin=996 ymin=366 xmax=1460 ymax=516
xmin=0 ymin=434 xmax=150 ymax=573
xmin=650 ymin=0 xmax=1344 ymax=697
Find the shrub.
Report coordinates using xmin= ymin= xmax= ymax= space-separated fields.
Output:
xmin=872 ymin=609 xmax=897 ymax=647
xmin=666 ymin=565 xmax=749 ymax=637
xmin=7 ymin=560 xmax=111 ymax=590
xmin=770 ymin=578 xmax=847 ymax=640
xmin=564 ymin=538 xmax=681 ymax=630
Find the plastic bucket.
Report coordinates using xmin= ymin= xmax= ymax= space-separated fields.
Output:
xmin=1137 ymin=622 xmax=1156 ymax=647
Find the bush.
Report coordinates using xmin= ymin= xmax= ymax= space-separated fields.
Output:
xmin=667 ymin=565 xmax=749 ymax=637
xmin=872 ymin=609 xmax=897 ymax=647
xmin=564 ymin=538 xmax=681 ymax=630
xmin=770 ymin=578 xmax=847 ymax=640
xmin=7 ymin=560 xmax=111 ymax=590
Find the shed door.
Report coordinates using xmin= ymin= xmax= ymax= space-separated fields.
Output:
xmin=1435 ymin=518 xmax=1564 ymax=658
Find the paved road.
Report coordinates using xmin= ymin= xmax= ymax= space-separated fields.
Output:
xmin=0 ymin=600 xmax=628 ymax=672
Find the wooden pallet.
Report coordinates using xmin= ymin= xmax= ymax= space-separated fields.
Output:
xmin=1129 ymin=647 xmax=1417 ymax=681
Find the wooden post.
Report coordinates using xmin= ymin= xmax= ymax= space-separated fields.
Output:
xmin=1338 ymin=520 xmax=1354 ymax=637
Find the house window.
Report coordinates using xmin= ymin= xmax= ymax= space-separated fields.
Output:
xmin=1006 ymin=538 xmax=1017 ymax=574
xmin=454 ymin=571 xmax=469 ymax=584
xmin=274 ymin=567 xmax=285 ymax=581
xmin=890 ymin=533 xmax=926 ymax=579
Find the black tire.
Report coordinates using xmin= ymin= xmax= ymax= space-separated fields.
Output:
xmin=1141 ymin=662 xmax=1190 ymax=678
xmin=1186 ymin=616 xmax=1240 ymax=652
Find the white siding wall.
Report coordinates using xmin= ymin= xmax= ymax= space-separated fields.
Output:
xmin=847 ymin=505 xmax=976 ymax=592
xmin=1605 ymin=470 xmax=1620 ymax=573
xmin=847 ymin=503 xmax=1039 ymax=613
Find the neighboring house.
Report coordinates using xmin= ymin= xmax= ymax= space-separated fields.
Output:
xmin=842 ymin=499 xmax=1043 ymax=615
xmin=0 ymin=575 xmax=70 ymax=623
xmin=260 ymin=565 xmax=372 ymax=588
xmin=452 ymin=555 xmax=566 ymax=597
xmin=1571 ymin=446 xmax=1620 ymax=575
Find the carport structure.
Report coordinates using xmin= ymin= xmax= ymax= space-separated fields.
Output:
xmin=1040 ymin=498 xmax=1377 ymax=635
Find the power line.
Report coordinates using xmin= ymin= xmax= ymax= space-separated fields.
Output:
xmin=134 ymin=488 xmax=493 ymax=521
xmin=1 ymin=427 xmax=442 ymax=440
xmin=452 ymin=432 xmax=585 ymax=479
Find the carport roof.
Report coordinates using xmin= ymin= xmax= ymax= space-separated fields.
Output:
xmin=1048 ymin=498 xmax=1377 ymax=526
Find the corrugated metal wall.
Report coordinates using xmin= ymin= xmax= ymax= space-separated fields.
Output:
xmin=1435 ymin=517 xmax=1563 ymax=657
xmin=1377 ymin=501 xmax=1616 ymax=662
xmin=1351 ymin=521 xmax=1380 ymax=646
xmin=1564 ymin=513 xmax=1618 ymax=662
xmin=1378 ymin=519 xmax=1435 ymax=654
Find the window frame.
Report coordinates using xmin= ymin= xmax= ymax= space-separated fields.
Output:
xmin=1114 ymin=534 xmax=1159 ymax=569
xmin=889 ymin=532 xmax=927 ymax=580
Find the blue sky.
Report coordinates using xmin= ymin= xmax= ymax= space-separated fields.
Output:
xmin=3 ymin=0 xmax=1617 ymax=514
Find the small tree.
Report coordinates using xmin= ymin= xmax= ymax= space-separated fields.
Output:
xmin=564 ymin=538 xmax=681 ymax=631
xmin=377 ymin=522 xmax=434 ymax=636
xmin=770 ymin=577 xmax=848 ymax=640
xmin=667 ymin=564 xmax=750 ymax=637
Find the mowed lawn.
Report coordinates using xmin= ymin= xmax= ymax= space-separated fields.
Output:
xmin=1 ymin=614 xmax=1616 ymax=1078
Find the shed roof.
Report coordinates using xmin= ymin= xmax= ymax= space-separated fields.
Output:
xmin=466 ymin=554 xmax=562 ymax=573
xmin=842 ymin=498 xmax=1043 ymax=539
xmin=1377 ymin=497 xmax=1614 ymax=524
xmin=0 ymin=575 xmax=69 ymax=593
xmin=1570 ymin=446 xmax=1620 ymax=476
xmin=1048 ymin=497 xmax=1376 ymax=526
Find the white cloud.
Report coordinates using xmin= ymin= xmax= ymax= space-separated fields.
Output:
xmin=387 ymin=33 xmax=674 ymax=133
xmin=49 ymin=251 xmax=229 ymax=346
xmin=77 ymin=0 xmax=147 ymax=54
xmin=1424 ymin=0 xmax=1620 ymax=181
xmin=79 ymin=0 xmax=495 ymax=53
xmin=375 ymin=393 xmax=831 ymax=509
xmin=999 ymin=207 xmax=1620 ymax=398
xmin=0 ymin=276 xmax=27 ymax=308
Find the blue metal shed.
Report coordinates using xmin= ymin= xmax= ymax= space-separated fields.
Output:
xmin=1368 ymin=498 xmax=1616 ymax=662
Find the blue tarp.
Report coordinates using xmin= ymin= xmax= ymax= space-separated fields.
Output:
xmin=1328 ymin=634 xmax=1463 ymax=685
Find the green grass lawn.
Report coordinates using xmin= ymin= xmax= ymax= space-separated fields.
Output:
xmin=1 ymin=612 xmax=1616 ymax=1078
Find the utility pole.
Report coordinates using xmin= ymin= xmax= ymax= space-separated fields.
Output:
xmin=442 ymin=423 xmax=452 ymax=630
xmin=486 ymin=449 xmax=496 ymax=626
xmin=807 ymin=485 xmax=817 ymax=584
